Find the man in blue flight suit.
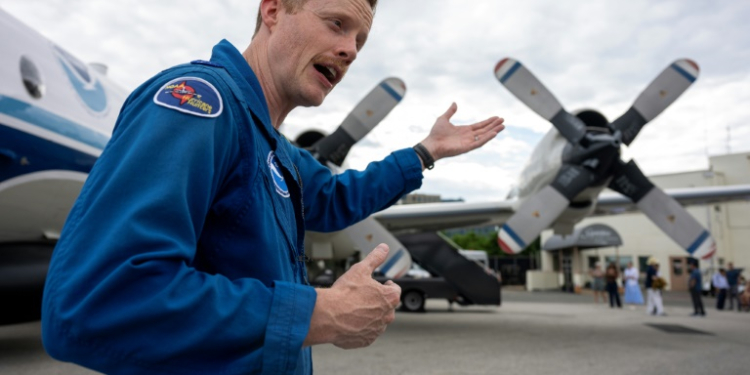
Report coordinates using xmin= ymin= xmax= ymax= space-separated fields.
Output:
xmin=41 ymin=0 xmax=505 ymax=374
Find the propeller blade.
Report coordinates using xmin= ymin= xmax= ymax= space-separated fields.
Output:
xmin=345 ymin=216 xmax=412 ymax=279
xmin=498 ymin=165 xmax=594 ymax=254
xmin=609 ymin=160 xmax=715 ymax=259
xmin=610 ymin=59 xmax=699 ymax=145
xmin=495 ymin=58 xmax=586 ymax=144
xmin=314 ymin=77 xmax=406 ymax=166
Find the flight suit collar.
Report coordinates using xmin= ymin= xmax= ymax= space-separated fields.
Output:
xmin=209 ymin=39 xmax=274 ymax=136
xmin=208 ymin=40 xmax=301 ymax=186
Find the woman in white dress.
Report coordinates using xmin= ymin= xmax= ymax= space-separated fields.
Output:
xmin=623 ymin=262 xmax=644 ymax=308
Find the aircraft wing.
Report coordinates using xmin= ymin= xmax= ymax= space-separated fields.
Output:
xmin=373 ymin=184 xmax=750 ymax=233
xmin=593 ymin=184 xmax=750 ymax=215
xmin=373 ymin=200 xmax=517 ymax=232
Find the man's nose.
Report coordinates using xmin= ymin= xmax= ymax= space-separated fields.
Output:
xmin=336 ymin=36 xmax=358 ymax=65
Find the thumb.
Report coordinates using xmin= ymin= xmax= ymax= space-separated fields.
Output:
xmin=360 ymin=244 xmax=390 ymax=273
xmin=441 ymin=102 xmax=457 ymax=121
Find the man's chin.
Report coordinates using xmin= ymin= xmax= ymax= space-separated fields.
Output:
xmin=298 ymin=91 xmax=328 ymax=108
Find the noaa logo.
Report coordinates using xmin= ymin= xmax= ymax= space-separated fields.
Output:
xmin=267 ymin=151 xmax=289 ymax=198
xmin=53 ymin=44 xmax=108 ymax=115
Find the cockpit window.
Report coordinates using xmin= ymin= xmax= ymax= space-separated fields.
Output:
xmin=20 ymin=55 xmax=44 ymax=99
xmin=506 ymin=185 xmax=519 ymax=200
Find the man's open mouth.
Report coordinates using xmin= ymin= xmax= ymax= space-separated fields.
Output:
xmin=314 ymin=64 xmax=338 ymax=84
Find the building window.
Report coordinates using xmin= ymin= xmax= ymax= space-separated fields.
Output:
xmin=552 ymin=252 xmax=560 ymax=272
xmin=672 ymin=258 xmax=684 ymax=276
xmin=605 ymin=256 xmax=632 ymax=272
xmin=638 ymin=256 xmax=650 ymax=273
xmin=588 ymin=256 xmax=600 ymax=270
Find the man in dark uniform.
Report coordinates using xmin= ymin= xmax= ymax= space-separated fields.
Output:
xmin=41 ymin=0 xmax=505 ymax=374
xmin=688 ymin=259 xmax=705 ymax=317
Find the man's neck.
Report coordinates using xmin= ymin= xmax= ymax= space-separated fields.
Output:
xmin=243 ymin=41 xmax=293 ymax=129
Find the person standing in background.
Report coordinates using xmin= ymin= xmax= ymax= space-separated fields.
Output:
xmin=623 ymin=262 xmax=643 ymax=309
xmin=590 ymin=263 xmax=606 ymax=304
xmin=605 ymin=262 xmax=622 ymax=309
xmin=740 ymin=279 xmax=750 ymax=312
xmin=726 ymin=262 xmax=743 ymax=311
xmin=688 ymin=260 xmax=705 ymax=317
xmin=713 ymin=268 xmax=729 ymax=310
xmin=645 ymin=257 xmax=665 ymax=316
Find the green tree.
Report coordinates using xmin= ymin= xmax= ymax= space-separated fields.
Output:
xmin=450 ymin=230 xmax=540 ymax=257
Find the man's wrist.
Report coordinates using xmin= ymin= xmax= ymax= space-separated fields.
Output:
xmin=413 ymin=143 xmax=435 ymax=170
xmin=304 ymin=288 xmax=338 ymax=347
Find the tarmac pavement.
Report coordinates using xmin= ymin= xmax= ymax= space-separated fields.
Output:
xmin=1 ymin=289 xmax=748 ymax=374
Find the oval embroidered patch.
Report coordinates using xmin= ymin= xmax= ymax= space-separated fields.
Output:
xmin=153 ymin=76 xmax=223 ymax=118
xmin=267 ymin=151 xmax=290 ymax=198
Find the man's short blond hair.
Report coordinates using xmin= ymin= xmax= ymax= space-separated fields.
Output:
xmin=253 ymin=0 xmax=378 ymax=37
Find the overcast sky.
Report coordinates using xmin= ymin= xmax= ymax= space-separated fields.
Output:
xmin=3 ymin=0 xmax=749 ymax=202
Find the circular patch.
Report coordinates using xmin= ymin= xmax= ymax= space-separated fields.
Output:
xmin=267 ymin=151 xmax=289 ymax=198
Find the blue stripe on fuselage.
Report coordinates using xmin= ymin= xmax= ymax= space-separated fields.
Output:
xmin=0 ymin=123 xmax=97 ymax=182
xmin=0 ymin=95 xmax=109 ymax=150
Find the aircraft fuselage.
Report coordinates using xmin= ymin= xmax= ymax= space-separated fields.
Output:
xmin=0 ymin=10 xmax=126 ymax=244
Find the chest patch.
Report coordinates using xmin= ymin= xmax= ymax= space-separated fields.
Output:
xmin=153 ymin=76 xmax=223 ymax=118
xmin=267 ymin=151 xmax=290 ymax=198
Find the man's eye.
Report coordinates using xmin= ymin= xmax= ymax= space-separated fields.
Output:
xmin=331 ymin=19 xmax=342 ymax=29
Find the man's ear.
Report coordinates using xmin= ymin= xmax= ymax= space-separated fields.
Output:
xmin=259 ymin=0 xmax=283 ymax=32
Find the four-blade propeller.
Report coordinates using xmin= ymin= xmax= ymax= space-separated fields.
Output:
xmin=495 ymin=58 xmax=715 ymax=259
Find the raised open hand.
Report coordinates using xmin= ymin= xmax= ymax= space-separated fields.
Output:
xmin=420 ymin=103 xmax=505 ymax=163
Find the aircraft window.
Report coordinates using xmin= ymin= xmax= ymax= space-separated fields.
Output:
xmin=20 ymin=56 xmax=44 ymax=99
xmin=506 ymin=186 xmax=519 ymax=200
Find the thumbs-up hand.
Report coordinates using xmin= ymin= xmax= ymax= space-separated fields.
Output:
xmin=303 ymin=244 xmax=401 ymax=349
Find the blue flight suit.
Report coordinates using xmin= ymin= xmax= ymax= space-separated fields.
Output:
xmin=42 ymin=39 xmax=423 ymax=375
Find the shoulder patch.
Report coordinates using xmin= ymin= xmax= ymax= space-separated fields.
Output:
xmin=153 ymin=76 xmax=223 ymax=118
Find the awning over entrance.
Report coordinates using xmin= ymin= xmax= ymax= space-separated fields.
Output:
xmin=543 ymin=223 xmax=622 ymax=251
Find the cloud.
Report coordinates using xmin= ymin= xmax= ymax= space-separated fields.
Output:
xmin=3 ymin=0 xmax=748 ymax=203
